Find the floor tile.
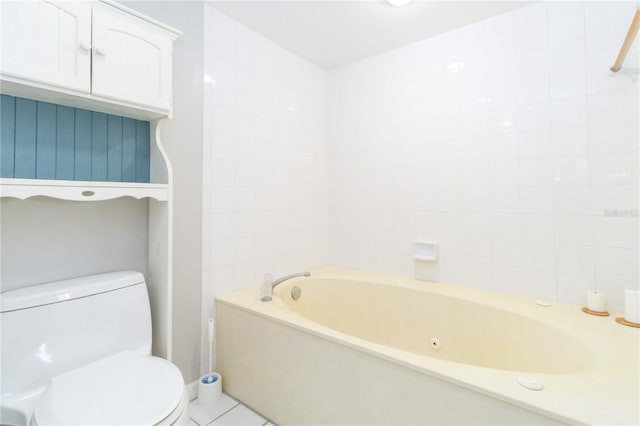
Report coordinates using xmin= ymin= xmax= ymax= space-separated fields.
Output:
xmin=189 ymin=394 xmax=238 ymax=426
xmin=209 ymin=404 xmax=266 ymax=426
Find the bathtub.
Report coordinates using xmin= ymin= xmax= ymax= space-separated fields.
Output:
xmin=215 ymin=266 xmax=639 ymax=425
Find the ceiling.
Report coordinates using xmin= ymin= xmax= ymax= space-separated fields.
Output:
xmin=210 ymin=1 xmax=533 ymax=69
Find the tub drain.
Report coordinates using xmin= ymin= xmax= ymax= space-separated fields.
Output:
xmin=291 ymin=286 xmax=301 ymax=300
xmin=430 ymin=337 xmax=441 ymax=350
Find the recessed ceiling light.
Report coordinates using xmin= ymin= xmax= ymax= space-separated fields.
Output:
xmin=386 ymin=0 xmax=416 ymax=7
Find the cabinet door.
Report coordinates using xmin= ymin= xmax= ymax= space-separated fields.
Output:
xmin=91 ymin=7 xmax=172 ymax=111
xmin=0 ymin=1 xmax=91 ymax=92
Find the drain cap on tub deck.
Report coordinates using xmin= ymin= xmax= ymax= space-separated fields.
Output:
xmin=518 ymin=374 xmax=543 ymax=391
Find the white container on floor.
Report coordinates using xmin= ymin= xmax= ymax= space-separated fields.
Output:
xmin=198 ymin=373 xmax=222 ymax=405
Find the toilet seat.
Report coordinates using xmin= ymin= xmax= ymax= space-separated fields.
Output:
xmin=33 ymin=351 xmax=186 ymax=425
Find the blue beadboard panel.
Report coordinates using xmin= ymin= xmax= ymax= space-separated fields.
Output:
xmin=56 ymin=106 xmax=75 ymax=180
xmin=0 ymin=95 xmax=150 ymax=183
xmin=14 ymin=98 xmax=37 ymax=179
xmin=1 ymin=95 xmax=15 ymax=177
xmin=91 ymin=112 xmax=108 ymax=181
xmin=107 ymin=115 xmax=123 ymax=182
xmin=36 ymin=102 xmax=57 ymax=179
xmin=122 ymin=118 xmax=136 ymax=182
xmin=135 ymin=121 xmax=150 ymax=183
xmin=74 ymin=108 xmax=92 ymax=181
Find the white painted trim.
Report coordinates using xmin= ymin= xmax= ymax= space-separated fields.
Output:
xmin=0 ymin=77 xmax=170 ymax=121
xmin=100 ymin=0 xmax=183 ymax=38
xmin=154 ymin=119 xmax=174 ymax=362
xmin=186 ymin=379 xmax=199 ymax=402
xmin=0 ymin=178 xmax=168 ymax=201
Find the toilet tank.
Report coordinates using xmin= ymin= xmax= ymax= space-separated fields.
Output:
xmin=0 ymin=271 xmax=152 ymax=397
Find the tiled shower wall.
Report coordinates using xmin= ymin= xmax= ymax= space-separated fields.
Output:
xmin=200 ymin=6 xmax=328 ymax=372
xmin=327 ymin=1 xmax=639 ymax=311
xmin=201 ymin=0 xmax=639 ymax=375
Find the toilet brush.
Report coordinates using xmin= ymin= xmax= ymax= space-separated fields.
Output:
xmin=207 ymin=317 xmax=214 ymax=382
xmin=197 ymin=316 xmax=222 ymax=405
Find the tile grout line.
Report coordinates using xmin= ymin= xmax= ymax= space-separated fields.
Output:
xmin=202 ymin=401 xmax=240 ymax=426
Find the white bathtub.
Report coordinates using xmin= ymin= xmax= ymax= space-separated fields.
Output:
xmin=215 ymin=267 xmax=639 ymax=425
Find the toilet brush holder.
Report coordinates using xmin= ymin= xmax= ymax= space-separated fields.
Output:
xmin=197 ymin=372 xmax=222 ymax=405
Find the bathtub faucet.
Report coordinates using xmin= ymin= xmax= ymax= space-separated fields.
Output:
xmin=261 ymin=272 xmax=310 ymax=302
xmin=272 ymin=272 xmax=311 ymax=289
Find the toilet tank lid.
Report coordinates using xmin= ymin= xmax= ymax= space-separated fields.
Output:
xmin=1 ymin=271 xmax=145 ymax=313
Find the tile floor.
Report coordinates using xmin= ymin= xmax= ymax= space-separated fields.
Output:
xmin=188 ymin=393 xmax=274 ymax=426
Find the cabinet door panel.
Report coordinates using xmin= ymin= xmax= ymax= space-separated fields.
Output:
xmin=0 ymin=1 xmax=91 ymax=92
xmin=91 ymin=8 xmax=172 ymax=111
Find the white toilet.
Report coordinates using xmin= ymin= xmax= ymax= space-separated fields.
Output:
xmin=0 ymin=271 xmax=189 ymax=425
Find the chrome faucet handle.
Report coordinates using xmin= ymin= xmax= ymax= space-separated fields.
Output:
xmin=262 ymin=272 xmax=310 ymax=301
xmin=271 ymin=272 xmax=311 ymax=289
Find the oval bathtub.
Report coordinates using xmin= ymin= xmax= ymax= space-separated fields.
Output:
xmin=215 ymin=267 xmax=639 ymax=425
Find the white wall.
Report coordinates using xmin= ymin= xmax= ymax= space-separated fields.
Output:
xmin=121 ymin=1 xmax=204 ymax=384
xmin=201 ymin=6 xmax=328 ymax=373
xmin=1 ymin=198 xmax=148 ymax=290
xmin=327 ymin=1 xmax=639 ymax=312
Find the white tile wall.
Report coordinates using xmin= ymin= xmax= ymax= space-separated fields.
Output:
xmin=201 ymin=6 xmax=328 ymax=373
xmin=327 ymin=1 xmax=639 ymax=312
xmin=202 ymin=0 xmax=638 ymax=375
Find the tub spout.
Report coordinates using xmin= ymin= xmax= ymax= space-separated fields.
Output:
xmin=271 ymin=272 xmax=310 ymax=290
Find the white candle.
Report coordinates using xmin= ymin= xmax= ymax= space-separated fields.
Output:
xmin=586 ymin=290 xmax=606 ymax=313
xmin=624 ymin=289 xmax=640 ymax=324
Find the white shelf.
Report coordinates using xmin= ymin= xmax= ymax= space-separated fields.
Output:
xmin=0 ymin=178 xmax=168 ymax=202
xmin=414 ymin=254 xmax=438 ymax=262
xmin=414 ymin=240 xmax=439 ymax=262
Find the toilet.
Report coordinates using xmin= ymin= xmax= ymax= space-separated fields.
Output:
xmin=0 ymin=271 xmax=189 ymax=425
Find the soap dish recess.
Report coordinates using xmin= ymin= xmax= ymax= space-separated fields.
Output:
xmin=414 ymin=240 xmax=438 ymax=262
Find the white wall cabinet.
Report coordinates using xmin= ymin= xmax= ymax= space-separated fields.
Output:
xmin=0 ymin=1 xmax=92 ymax=93
xmin=92 ymin=7 xmax=173 ymax=111
xmin=0 ymin=0 xmax=180 ymax=120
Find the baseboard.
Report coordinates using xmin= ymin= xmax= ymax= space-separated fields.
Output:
xmin=186 ymin=379 xmax=199 ymax=401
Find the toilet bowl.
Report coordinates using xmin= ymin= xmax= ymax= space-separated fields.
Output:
xmin=0 ymin=272 xmax=189 ymax=426
xmin=32 ymin=351 xmax=189 ymax=425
